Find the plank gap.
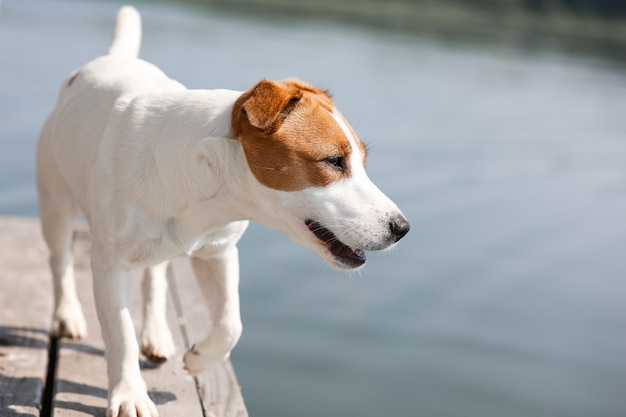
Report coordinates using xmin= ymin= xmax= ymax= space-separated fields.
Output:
xmin=41 ymin=336 xmax=59 ymax=417
xmin=167 ymin=261 xmax=209 ymax=417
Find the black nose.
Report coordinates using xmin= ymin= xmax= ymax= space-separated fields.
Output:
xmin=389 ymin=216 xmax=410 ymax=242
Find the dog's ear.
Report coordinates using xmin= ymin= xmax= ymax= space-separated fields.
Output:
xmin=232 ymin=80 xmax=302 ymax=135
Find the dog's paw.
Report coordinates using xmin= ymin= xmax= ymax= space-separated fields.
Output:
xmin=140 ymin=326 xmax=176 ymax=364
xmin=51 ymin=306 xmax=87 ymax=339
xmin=108 ymin=381 xmax=158 ymax=417
xmin=183 ymin=321 xmax=242 ymax=374
xmin=183 ymin=344 xmax=230 ymax=375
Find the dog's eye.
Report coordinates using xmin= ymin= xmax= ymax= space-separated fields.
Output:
xmin=323 ymin=155 xmax=346 ymax=172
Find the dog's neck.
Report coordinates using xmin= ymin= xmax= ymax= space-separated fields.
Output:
xmin=148 ymin=99 xmax=278 ymax=254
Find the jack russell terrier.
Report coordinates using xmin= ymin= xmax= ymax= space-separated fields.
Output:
xmin=36 ymin=6 xmax=409 ymax=417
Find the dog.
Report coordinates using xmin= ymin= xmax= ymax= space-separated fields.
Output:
xmin=36 ymin=6 xmax=409 ymax=417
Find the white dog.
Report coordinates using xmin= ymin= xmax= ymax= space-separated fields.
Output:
xmin=36 ymin=6 xmax=409 ymax=417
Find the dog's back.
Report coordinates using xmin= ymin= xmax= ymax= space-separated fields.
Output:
xmin=37 ymin=7 xmax=185 ymax=209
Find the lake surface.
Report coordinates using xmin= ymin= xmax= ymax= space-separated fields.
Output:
xmin=2 ymin=0 xmax=626 ymax=416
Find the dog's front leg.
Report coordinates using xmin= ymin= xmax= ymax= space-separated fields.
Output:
xmin=92 ymin=245 xmax=158 ymax=417
xmin=183 ymin=246 xmax=242 ymax=374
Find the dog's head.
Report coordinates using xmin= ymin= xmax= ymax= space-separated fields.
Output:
xmin=232 ymin=78 xmax=409 ymax=270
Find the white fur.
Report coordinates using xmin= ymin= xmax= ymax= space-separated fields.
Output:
xmin=37 ymin=7 xmax=407 ymax=417
xmin=108 ymin=6 xmax=141 ymax=58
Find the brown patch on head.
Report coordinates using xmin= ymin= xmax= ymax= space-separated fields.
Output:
xmin=232 ymin=78 xmax=366 ymax=191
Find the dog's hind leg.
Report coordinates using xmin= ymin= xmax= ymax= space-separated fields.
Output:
xmin=139 ymin=261 xmax=175 ymax=363
xmin=36 ymin=141 xmax=86 ymax=339
xmin=183 ymin=246 xmax=243 ymax=374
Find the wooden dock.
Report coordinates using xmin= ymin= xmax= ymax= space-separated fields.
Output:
xmin=0 ymin=216 xmax=248 ymax=417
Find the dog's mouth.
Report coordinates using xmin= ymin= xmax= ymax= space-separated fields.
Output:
xmin=305 ymin=219 xmax=366 ymax=269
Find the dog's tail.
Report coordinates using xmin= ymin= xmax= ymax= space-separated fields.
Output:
xmin=108 ymin=6 xmax=141 ymax=58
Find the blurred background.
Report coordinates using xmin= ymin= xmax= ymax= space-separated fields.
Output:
xmin=2 ymin=0 xmax=626 ymax=416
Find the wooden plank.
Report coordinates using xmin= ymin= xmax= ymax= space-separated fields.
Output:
xmin=0 ymin=216 xmax=247 ymax=417
xmin=52 ymin=227 xmax=203 ymax=417
xmin=170 ymin=257 xmax=249 ymax=417
xmin=0 ymin=216 xmax=52 ymax=417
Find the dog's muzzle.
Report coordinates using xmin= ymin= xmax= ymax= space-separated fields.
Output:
xmin=304 ymin=215 xmax=410 ymax=269
xmin=305 ymin=219 xmax=366 ymax=268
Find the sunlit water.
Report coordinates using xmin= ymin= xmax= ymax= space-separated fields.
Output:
xmin=2 ymin=0 xmax=626 ymax=416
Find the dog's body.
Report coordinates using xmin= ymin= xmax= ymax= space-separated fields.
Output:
xmin=37 ymin=6 xmax=408 ymax=417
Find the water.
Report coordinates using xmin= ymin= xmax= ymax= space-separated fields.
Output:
xmin=2 ymin=0 xmax=626 ymax=416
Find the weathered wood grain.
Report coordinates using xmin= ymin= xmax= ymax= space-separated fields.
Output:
xmin=0 ymin=216 xmax=52 ymax=417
